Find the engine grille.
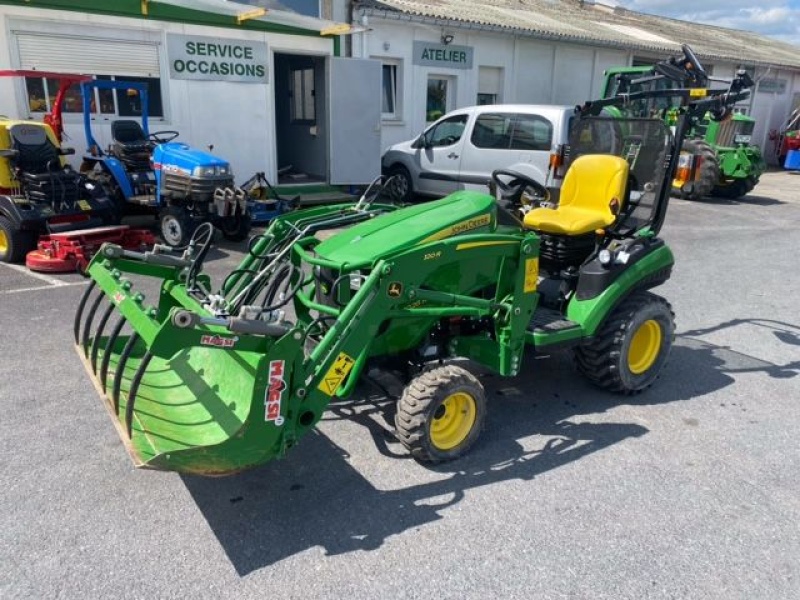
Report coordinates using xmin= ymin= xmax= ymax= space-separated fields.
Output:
xmin=163 ymin=172 xmax=235 ymax=201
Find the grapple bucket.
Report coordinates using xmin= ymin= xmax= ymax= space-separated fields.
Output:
xmin=74 ymin=195 xmax=399 ymax=476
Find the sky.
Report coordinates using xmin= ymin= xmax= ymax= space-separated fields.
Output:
xmin=612 ymin=0 xmax=800 ymax=46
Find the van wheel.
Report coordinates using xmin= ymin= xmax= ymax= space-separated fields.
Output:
xmin=388 ymin=165 xmax=414 ymax=203
xmin=0 ymin=216 xmax=35 ymax=263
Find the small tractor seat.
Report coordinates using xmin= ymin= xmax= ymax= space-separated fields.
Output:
xmin=524 ymin=155 xmax=629 ymax=236
xmin=111 ymin=120 xmax=152 ymax=170
xmin=8 ymin=123 xmax=61 ymax=174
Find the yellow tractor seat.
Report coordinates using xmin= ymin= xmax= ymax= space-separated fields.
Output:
xmin=524 ymin=155 xmax=629 ymax=236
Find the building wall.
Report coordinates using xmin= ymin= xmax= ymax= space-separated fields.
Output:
xmin=354 ymin=13 xmax=800 ymax=162
xmin=354 ymin=18 xmax=632 ymax=149
xmin=0 ymin=5 xmax=334 ymax=181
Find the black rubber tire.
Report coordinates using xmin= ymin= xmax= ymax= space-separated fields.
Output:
xmin=713 ymin=175 xmax=757 ymax=199
xmin=395 ymin=364 xmax=486 ymax=463
xmin=575 ymin=291 xmax=675 ymax=395
xmin=0 ymin=215 xmax=35 ymax=264
xmin=219 ymin=213 xmax=252 ymax=242
xmin=158 ymin=206 xmax=194 ymax=248
xmin=673 ymin=139 xmax=720 ymax=201
xmin=387 ymin=165 xmax=414 ymax=203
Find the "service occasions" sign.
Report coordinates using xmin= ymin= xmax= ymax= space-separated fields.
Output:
xmin=167 ymin=33 xmax=268 ymax=83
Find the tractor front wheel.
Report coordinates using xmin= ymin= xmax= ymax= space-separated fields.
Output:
xmin=395 ymin=365 xmax=486 ymax=463
xmin=575 ymin=291 xmax=675 ymax=394
xmin=0 ymin=216 xmax=35 ymax=264
xmin=219 ymin=213 xmax=251 ymax=242
xmin=159 ymin=207 xmax=194 ymax=248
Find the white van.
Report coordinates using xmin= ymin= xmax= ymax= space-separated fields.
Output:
xmin=381 ymin=104 xmax=575 ymax=201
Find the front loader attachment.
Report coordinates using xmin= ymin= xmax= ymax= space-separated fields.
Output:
xmin=74 ymin=194 xmax=398 ymax=475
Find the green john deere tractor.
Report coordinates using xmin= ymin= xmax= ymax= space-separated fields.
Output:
xmin=73 ymin=46 xmax=753 ymax=476
xmin=602 ymin=55 xmax=765 ymax=200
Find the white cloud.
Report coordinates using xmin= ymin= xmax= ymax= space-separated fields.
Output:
xmin=613 ymin=1 xmax=800 ymax=45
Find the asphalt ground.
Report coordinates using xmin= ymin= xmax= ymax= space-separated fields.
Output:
xmin=2 ymin=170 xmax=799 ymax=599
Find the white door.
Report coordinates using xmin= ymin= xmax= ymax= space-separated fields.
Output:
xmin=328 ymin=57 xmax=381 ymax=185
xmin=415 ymin=113 xmax=469 ymax=196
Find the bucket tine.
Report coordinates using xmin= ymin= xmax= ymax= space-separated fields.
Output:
xmin=89 ymin=300 xmax=116 ymax=374
xmin=125 ymin=351 xmax=153 ymax=438
xmin=73 ymin=280 xmax=97 ymax=344
xmin=100 ymin=315 xmax=127 ymax=394
xmin=112 ymin=332 xmax=140 ymax=415
xmin=80 ymin=288 xmax=105 ymax=355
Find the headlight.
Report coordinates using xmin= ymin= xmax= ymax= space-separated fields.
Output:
xmin=193 ymin=166 xmax=216 ymax=177
xmin=192 ymin=165 xmax=231 ymax=177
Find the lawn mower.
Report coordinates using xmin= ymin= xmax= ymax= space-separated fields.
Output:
xmin=79 ymin=79 xmax=250 ymax=248
xmin=0 ymin=71 xmax=119 ymax=265
xmin=74 ymin=46 xmax=753 ymax=476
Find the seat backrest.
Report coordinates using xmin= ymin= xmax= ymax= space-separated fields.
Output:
xmin=111 ymin=120 xmax=147 ymax=145
xmin=559 ymin=154 xmax=629 ymax=214
xmin=8 ymin=123 xmax=60 ymax=174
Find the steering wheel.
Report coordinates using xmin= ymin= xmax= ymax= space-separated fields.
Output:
xmin=680 ymin=44 xmax=707 ymax=84
xmin=149 ymin=130 xmax=180 ymax=144
xmin=491 ymin=169 xmax=550 ymax=205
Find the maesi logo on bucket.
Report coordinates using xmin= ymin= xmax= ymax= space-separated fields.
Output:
xmin=200 ymin=334 xmax=238 ymax=348
xmin=265 ymin=360 xmax=286 ymax=426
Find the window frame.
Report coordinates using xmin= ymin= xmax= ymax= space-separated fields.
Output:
xmin=289 ymin=66 xmax=316 ymax=125
xmin=381 ymin=61 xmax=401 ymax=121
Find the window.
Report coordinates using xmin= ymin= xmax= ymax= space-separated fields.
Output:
xmin=25 ymin=74 xmax=165 ymax=118
xmin=477 ymin=93 xmax=497 ymax=106
xmin=424 ymin=114 xmax=468 ymax=147
xmin=290 ymin=67 xmax=316 ymax=123
xmin=471 ymin=113 xmax=553 ymax=151
xmin=382 ymin=63 xmax=399 ymax=119
xmin=426 ymin=77 xmax=453 ymax=122
xmin=477 ymin=66 xmax=502 ymax=106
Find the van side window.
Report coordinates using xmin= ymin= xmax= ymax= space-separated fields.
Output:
xmin=471 ymin=113 xmax=554 ymax=151
xmin=471 ymin=113 xmax=512 ymax=148
xmin=426 ymin=114 xmax=468 ymax=147
xmin=508 ymin=114 xmax=553 ymax=151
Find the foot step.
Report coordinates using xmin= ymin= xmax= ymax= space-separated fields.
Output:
xmin=529 ymin=307 xmax=579 ymax=333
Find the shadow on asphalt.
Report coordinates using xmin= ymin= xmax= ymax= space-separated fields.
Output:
xmin=180 ymin=326 xmax=798 ymax=575
xmin=699 ymin=193 xmax=785 ymax=207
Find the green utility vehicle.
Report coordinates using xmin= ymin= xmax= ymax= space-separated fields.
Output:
xmin=603 ymin=57 xmax=765 ymax=200
xmin=73 ymin=46 xmax=753 ymax=476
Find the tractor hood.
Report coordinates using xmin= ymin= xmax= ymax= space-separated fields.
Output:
xmin=314 ymin=191 xmax=496 ymax=267
xmin=152 ymin=142 xmax=229 ymax=175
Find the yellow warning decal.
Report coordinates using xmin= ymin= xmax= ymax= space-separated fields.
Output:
xmin=318 ymin=352 xmax=356 ymax=396
xmin=689 ymin=88 xmax=708 ymax=97
xmin=419 ymin=214 xmax=492 ymax=244
xmin=456 ymin=241 xmax=516 ymax=251
xmin=524 ymin=257 xmax=539 ymax=293
xmin=77 ymin=200 xmax=92 ymax=211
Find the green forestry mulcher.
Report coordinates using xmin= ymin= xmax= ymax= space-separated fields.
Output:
xmin=74 ymin=46 xmax=753 ymax=475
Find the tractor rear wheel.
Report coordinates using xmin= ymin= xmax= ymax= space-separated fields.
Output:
xmin=395 ymin=365 xmax=486 ymax=463
xmin=673 ymin=139 xmax=719 ymax=201
xmin=575 ymin=291 xmax=674 ymax=394
xmin=0 ymin=216 xmax=35 ymax=264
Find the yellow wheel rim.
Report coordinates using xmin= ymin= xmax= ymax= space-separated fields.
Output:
xmin=0 ymin=229 xmax=8 ymax=255
xmin=627 ymin=319 xmax=662 ymax=375
xmin=430 ymin=392 xmax=477 ymax=451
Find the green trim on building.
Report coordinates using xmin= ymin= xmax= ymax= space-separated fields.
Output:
xmin=0 ymin=0 xmax=335 ymax=40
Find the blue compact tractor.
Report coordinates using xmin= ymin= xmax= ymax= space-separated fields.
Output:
xmin=79 ymin=80 xmax=250 ymax=247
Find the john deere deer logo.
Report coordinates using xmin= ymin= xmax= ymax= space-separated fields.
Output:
xmin=387 ymin=282 xmax=403 ymax=298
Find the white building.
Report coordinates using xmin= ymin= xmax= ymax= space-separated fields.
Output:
xmin=0 ymin=0 xmax=382 ymax=185
xmin=348 ymin=0 xmax=800 ymax=164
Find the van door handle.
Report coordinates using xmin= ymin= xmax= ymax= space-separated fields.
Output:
xmin=447 ymin=152 xmax=459 ymax=159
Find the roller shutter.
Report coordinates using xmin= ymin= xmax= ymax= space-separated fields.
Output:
xmin=16 ymin=33 xmax=160 ymax=77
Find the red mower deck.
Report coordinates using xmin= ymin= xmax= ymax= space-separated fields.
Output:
xmin=26 ymin=225 xmax=156 ymax=273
